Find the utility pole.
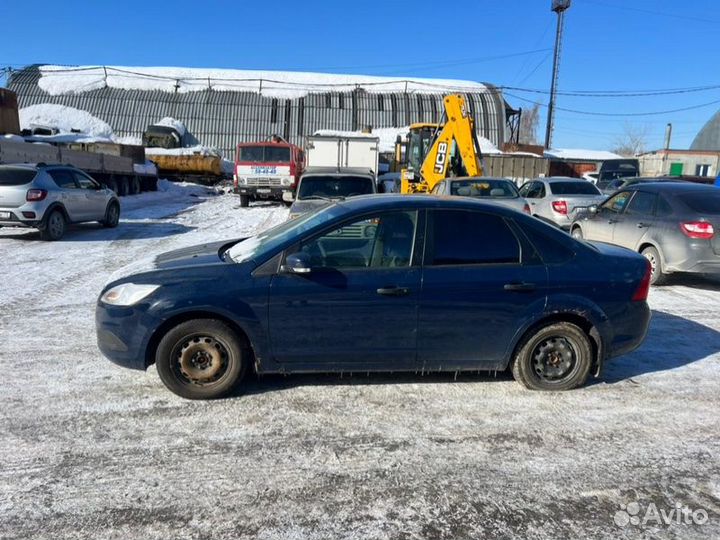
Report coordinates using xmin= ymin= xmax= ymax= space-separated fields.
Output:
xmin=545 ymin=0 xmax=571 ymax=150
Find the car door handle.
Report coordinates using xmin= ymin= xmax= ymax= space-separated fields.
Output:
xmin=636 ymin=222 xmax=650 ymax=228
xmin=377 ymin=287 xmax=410 ymax=297
xmin=504 ymin=282 xmax=536 ymax=292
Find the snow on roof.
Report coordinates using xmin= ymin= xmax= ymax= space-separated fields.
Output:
xmin=37 ymin=65 xmax=491 ymax=99
xmin=19 ymin=103 xmax=115 ymax=140
xmin=544 ymin=148 xmax=624 ymax=161
xmin=154 ymin=117 xmax=187 ymax=137
xmin=144 ymin=145 xmax=221 ymax=157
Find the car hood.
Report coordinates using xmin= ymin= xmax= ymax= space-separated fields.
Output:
xmin=289 ymin=199 xmax=336 ymax=216
xmin=107 ymin=239 xmax=241 ymax=283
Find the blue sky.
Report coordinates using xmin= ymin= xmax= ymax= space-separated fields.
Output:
xmin=2 ymin=0 xmax=718 ymax=151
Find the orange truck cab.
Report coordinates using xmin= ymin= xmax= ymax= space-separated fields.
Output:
xmin=234 ymin=140 xmax=304 ymax=207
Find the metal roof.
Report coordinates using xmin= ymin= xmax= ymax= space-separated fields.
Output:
xmin=8 ymin=65 xmax=510 ymax=160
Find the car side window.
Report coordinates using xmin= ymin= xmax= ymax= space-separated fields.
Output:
xmin=537 ymin=183 xmax=546 ymax=198
xmin=625 ymin=191 xmax=656 ymax=216
xmin=429 ymin=210 xmax=521 ymax=266
xmin=518 ymin=183 xmax=531 ymax=197
xmin=73 ymin=171 xmax=98 ymax=190
xmin=48 ymin=169 xmax=77 ymax=189
xmin=300 ymin=211 xmax=417 ymax=269
xmin=601 ymin=191 xmax=632 ymax=213
xmin=430 ymin=183 xmax=442 ymax=195
xmin=656 ymin=195 xmax=674 ymax=216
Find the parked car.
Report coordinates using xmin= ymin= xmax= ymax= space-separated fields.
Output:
xmin=96 ymin=194 xmax=651 ymax=399
xmin=519 ymin=177 xmax=606 ymax=230
xmin=288 ymin=167 xmax=376 ymax=219
xmin=430 ymin=177 xmax=531 ymax=214
xmin=0 ymin=163 xmax=120 ymax=240
xmin=570 ymin=182 xmax=720 ymax=285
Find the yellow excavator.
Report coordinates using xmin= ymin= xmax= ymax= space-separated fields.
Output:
xmin=396 ymin=94 xmax=485 ymax=194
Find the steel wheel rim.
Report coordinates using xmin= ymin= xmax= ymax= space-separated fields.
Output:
xmin=644 ymin=252 xmax=657 ymax=278
xmin=49 ymin=213 xmax=63 ymax=237
xmin=172 ymin=335 xmax=230 ymax=386
xmin=531 ymin=336 xmax=578 ymax=382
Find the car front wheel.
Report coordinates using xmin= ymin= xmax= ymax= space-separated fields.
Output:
xmin=102 ymin=202 xmax=120 ymax=228
xmin=571 ymin=226 xmax=583 ymax=239
xmin=155 ymin=319 xmax=247 ymax=399
xmin=511 ymin=322 xmax=592 ymax=391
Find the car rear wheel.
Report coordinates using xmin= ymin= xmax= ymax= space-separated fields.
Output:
xmin=641 ymin=246 xmax=668 ymax=286
xmin=40 ymin=209 xmax=66 ymax=241
xmin=102 ymin=202 xmax=120 ymax=228
xmin=571 ymin=226 xmax=583 ymax=239
xmin=239 ymin=194 xmax=250 ymax=208
xmin=511 ymin=322 xmax=592 ymax=391
xmin=155 ymin=319 xmax=247 ymax=399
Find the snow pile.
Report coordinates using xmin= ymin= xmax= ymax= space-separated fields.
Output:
xmin=38 ymin=65 xmax=491 ymax=99
xmin=545 ymin=148 xmax=623 ymax=161
xmin=153 ymin=117 xmax=187 ymax=137
xmin=19 ymin=104 xmax=115 ymax=140
xmin=133 ymin=160 xmax=157 ymax=176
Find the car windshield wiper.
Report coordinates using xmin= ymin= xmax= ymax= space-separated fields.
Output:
xmin=299 ymin=195 xmax=344 ymax=202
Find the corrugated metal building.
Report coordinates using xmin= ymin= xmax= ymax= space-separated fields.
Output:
xmin=691 ymin=109 xmax=720 ymax=151
xmin=7 ymin=65 xmax=516 ymax=159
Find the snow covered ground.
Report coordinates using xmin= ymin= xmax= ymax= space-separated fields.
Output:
xmin=0 ymin=186 xmax=718 ymax=539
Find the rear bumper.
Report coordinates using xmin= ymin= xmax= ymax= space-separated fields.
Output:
xmin=663 ymin=240 xmax=720 ymax=274
xmin=607 ymin=301 xmax=652 ymax=358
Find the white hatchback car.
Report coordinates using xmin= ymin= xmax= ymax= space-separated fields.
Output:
xmin=0 ymin=163 xmax=120 ymax=240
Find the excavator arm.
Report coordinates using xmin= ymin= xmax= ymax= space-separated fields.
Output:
xmin=401 ymin=94 xmax=484 ymax=194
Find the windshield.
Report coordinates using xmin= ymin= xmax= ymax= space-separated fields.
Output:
xmin=450 ymin=179 xmax=519 ymax=198
xmin=407 ymin=129 xmax=434 ymax=171
xmin=238 ymin=145 xmax=291 ymax=163
xmin=297 ymin=176 xmax=374 ymax=200
xmin=549 ymin=181 xmax=601 ymax=195
xmin=227 ymin=204 xmax=345 ymax=263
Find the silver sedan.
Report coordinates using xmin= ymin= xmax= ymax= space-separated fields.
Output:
xmin=519 ymin=177 xmax=606 ymax=230
xmin=430 ymin=177 xmax=531 ymax=214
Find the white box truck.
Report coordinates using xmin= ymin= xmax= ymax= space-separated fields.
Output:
xmin=305 ymin=135 xmax=380 ymax=176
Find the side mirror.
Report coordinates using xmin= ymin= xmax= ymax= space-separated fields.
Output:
xmin=588 ymin=205 xmax=598 ymax=214
xmin=283 ymin=252 xmax=312 ymax=274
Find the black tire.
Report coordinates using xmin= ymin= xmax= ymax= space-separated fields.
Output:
xmin=155 ymin=319 xmax=247 ymax=400
xmin=129 ymin=176 xmax=141 ymax=195
xmin=117 ymin=179 xmax=128 ymax=197
xmin=102 ymin=201 xmax=120 ymax=228
xmin=641 ymin=246 xmax=668 ymax=286
xmin=282 ymin=199 xmax=293 ymax=207
xmin=571 ymin=226 xmax=583 ymax=239
xmin=239 ymin=194 xmax=250 ymax=208
xmin=511 ymin=322 xmax=593 ymax=391
xmin=40 ymin=209 xmax=66 ymax=241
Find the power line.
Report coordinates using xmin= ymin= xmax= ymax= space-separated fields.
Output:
xmin=501 ymin=83 xmax=720 ymax=98
xmin=505 ymin=91 xmax=720 ymax=117
xmin=584 ymin=0 xmax=720 ymax=25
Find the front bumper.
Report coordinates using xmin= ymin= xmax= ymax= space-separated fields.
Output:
xmin=96 ymin=300 xmax=162 ymax=371
xmin=234 ymin=185 xmax=293 ymax=200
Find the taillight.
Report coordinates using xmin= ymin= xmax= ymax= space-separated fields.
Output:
xmin=26 ymin=189 xmax=47 ymax=202
xmin=632 ymin=260 xmax=652 ymax=301
xmin=680 ymin=221 xmax=714 ymax=239
xmin=523 ymin=203 xmax=531 ymax=214
xmin=552 ymin=200 xmax=568 ymax=215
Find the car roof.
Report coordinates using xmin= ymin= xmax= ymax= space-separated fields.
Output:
xmin=541 ymin=177 xmax=589 ymax=183
xmin=446 ymin=176 xmax=513 ymax=182
xmin=333 ymin=193 xmax=521 ymax=215
xmin=626 ymin=181 xmax=718 ymax=193
xmin=302 ymin=166 xmax=375 ymax=177
xmin=0 ymin=163 xmax=40 ymax=170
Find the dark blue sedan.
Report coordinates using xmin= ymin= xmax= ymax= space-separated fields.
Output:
xmin=96 ymin=195 xmax=651 ymax=399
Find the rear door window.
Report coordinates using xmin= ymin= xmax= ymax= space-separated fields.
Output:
xmin=429 ymin=210 xmax=521 ymax=265
xmin=625 ymin=191 xmax=657 ymax=216
xmin=0 ymin=167 xmax=37 ymax=186
xmin=49 ymin=169 xmax=78 ymax=189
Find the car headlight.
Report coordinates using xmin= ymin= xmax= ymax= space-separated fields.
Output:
xmin=101 ymin=283 xmax=160 ymax=306
xmin=281 ymin=177 xmax=292 ymax=186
